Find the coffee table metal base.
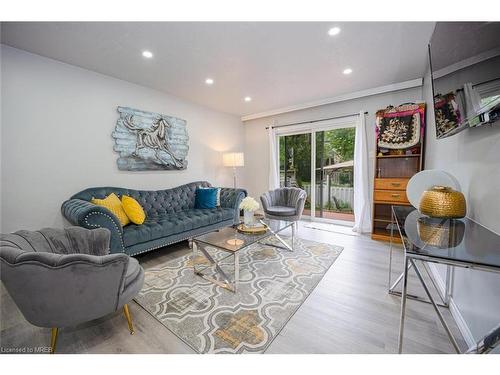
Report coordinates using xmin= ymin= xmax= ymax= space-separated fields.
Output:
xmin=192 ymin=223 xmax=295 ymax=293
xmin=193 ymin=242 xmax=239 ymax=292
xmin=258 ymin=220 xmax=295 ymax=252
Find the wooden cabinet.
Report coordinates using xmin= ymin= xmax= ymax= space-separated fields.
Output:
xmin=371 ymin=103 xmax=425 ymax=243
xmin=374 ymin=189 xmax=409 ymax=204
xmin=374 ymin=178 xmax=408 ymax=191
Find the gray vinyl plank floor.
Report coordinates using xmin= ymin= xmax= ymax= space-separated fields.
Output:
xmin=0 ymin=221 xmax=467 ymax=354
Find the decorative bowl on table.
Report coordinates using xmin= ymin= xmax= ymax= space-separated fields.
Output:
xmin=236 ymin=222 xmax=268 ymax=235
xmin=419 ymin=185 xmax=466 ymax=219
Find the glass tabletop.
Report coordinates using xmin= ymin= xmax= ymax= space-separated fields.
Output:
xmin=192 ymin=218 xmax=293 ymax=252
xmin=392 ymin=205 xmax=500 ymax=270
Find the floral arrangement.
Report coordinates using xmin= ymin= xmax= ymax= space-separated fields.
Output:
xmin=239 ymin=196 xmax=259 ymax=212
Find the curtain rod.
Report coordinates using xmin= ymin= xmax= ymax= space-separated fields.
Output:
xmin=265 ymin=111 xmax=368 ymax=129
xmin=454 ymin=76 xmax=500 ymax=92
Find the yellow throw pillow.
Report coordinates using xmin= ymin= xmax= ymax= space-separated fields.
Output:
xmin=91 ymin=193 xmax=130 ymax=227
xmin=121 ymin=195 xmax=146 ymax=225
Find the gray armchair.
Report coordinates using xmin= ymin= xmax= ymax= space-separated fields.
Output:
xmin=260 ymin=187 xmax=307 ymax=223
xmin=0 ymin=226 xmax=144 ymax=353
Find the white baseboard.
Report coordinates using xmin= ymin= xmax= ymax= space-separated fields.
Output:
xmin=427 ymin=263 xmax=476 ymax=348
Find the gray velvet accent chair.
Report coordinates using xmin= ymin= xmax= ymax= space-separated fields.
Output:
xmin=260 ymin=187 xmax=307 ymax=226
xmin=0 ymin=226 xmax=144 ymax=353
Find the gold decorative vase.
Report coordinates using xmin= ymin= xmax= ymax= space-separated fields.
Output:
xmin=419 ymin=186 xmax=466 ymax=219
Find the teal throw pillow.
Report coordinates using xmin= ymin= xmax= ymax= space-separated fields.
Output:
xmin=195 ymin=187 xmax=218 ymax=209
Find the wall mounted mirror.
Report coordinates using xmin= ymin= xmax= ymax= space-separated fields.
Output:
xmin=429 ymin=22 xmax=500 ymax=139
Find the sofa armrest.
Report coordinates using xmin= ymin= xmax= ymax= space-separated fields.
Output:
xmin=295 ymin=196 xmax=306 ymax=216
xmin=219 ymin=188 xmax=247 ymax=224
xmin=61 ymin=199 xmax=125 ymax=254
xmin=260 ymin=192 xmax=272 ymax=212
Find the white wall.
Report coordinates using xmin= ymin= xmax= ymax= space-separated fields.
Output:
xmin=243 ymin=87 xmax=423 ymax=200
xmin=423 ymin=67 xmax=500 ymax=346
xmin=245 ymin=78 xmax=500 ymax=347
xmin=428 ymin=60 xmax=500 ymax=231
xmin=0 ymin=45 xmax=245 ymax=232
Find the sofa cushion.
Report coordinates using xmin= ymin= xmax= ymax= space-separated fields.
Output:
xmin=197 ymin=186 xmax=221 ymax=207
xmin=122 ymin=214 xmax=192 ymax=247
xmin=195 ymin=188 xmax=218 ymax=209
xmin=187 ymin=208 xmax=234 ymax=227
xmin=122 ymin=208 xmax=234 ymax=247
xmin=266 ymin=205 xmax=296 ymax=217
xmin=121 ymin=195 xmax=146 ymax=225
xmin=91 ymin=193 xmax=130 ymax=226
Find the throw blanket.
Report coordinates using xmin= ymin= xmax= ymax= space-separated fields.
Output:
xmin=434 ymin=93 xmax=461 ymax=138
xmin=376 ymin=103 xmax=425 ymax=149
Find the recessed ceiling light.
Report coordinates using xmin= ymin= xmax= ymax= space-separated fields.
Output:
xmin=343 ymin=68 xmax=353 ymax=75
xmin=205 ymin=78 xmax=214 ymax=85
xmin=142 ymin=50 xmax=153 ymax=59
xmin=328 ymin=27 xmax=341 ymax=36
xmin=244 ymin=96 xmax=252 ymax=102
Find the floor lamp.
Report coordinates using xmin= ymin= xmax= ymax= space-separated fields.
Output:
xmin=223 ymin=152 xmax=245 ymax=247
xmin=223 ymin=152 xmax=245 ymax=189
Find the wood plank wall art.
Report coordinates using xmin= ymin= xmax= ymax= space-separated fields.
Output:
xmin=112 ymin=106 xmax=189 ymax=171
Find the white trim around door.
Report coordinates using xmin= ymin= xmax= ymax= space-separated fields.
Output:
xmin=276 ymin=115 xmax=357 ymax=224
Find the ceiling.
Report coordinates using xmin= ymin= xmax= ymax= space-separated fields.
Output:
xmin=430 ymin=22 xmax=500 ymax=71
xmin=1 ymin=22 xmax=435 ymax=117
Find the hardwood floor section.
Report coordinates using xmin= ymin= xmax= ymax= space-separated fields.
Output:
xmin=0 ymin=222 xmax=466 ymax=354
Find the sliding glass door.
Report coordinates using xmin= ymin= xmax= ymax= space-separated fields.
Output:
xmin=277 ymin=121 xmax=355 ymax=223
xmin=314 ymin=128 xmax=355 ymax=222
xmin=279 ymin=133 xmax=312 ymax=212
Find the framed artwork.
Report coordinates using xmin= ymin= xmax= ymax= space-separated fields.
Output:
xmin=112 ymin=106 xmax=189 ymax=170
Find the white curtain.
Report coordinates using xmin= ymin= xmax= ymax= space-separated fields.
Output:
xmin=268 ymin=125 xmax=280 ymax=190
xmin=463 ymin=82 xmax=482 ymax=120
xmin=352 ymin=111 xmax=372 ymax=233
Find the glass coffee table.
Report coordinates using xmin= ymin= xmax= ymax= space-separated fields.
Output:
xmin=192 ymin=219 xmax=295 ymax=292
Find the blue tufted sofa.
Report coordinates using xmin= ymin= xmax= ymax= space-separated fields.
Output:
xmin=61 ymin=181 xmax=246 ymax=256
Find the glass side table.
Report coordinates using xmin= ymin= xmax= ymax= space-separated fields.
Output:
xmin=389 ymin=205 xmax=500 ymax=353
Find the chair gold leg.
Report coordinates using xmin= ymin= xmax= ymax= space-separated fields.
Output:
xmin=123 ymin=304 xmax=135 ymax=335
xmin=50 ymin=328 xmax=58 ymax=354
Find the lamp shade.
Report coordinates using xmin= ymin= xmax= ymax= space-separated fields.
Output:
xmin=223 ymin=152 xmax=245 ymax=167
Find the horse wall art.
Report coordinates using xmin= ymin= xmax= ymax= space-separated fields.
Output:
xmin=113 ymin=107 xmax=189 ymax=170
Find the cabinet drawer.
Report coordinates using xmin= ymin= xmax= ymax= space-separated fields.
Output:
xmin=374 ymin=178 xmax=408 ymax=191
xmin=374 ymin=189 xmax=408 ymax=203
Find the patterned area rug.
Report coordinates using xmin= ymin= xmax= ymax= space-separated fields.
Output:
xmin=135 ymin=236 xmax=343 ymax=353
